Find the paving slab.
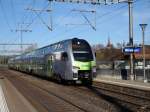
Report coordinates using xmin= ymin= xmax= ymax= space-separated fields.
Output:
xmin=94 ymin=77 xmax=150 ymax=91
xmin=0 ymin=78 xmax=38 ymax=112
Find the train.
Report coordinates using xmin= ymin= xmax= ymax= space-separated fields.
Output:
xmin=8 ymin=38 xmax=96 ymax=85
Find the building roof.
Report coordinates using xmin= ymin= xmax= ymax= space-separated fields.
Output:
xmin=96 ymin=45 xmax=150 ymax=61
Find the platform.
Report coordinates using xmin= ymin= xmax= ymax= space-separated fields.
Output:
xmin=94 ymin=77 xmax=150 ymax=91
xmin=0 ymin=78 xmax=9 ymax=112
xmin=0 ymin=77 xmax=37 ymax=112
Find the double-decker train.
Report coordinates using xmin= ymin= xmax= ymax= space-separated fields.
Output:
xmin=8 ymin=38 xmax=96 ymax=85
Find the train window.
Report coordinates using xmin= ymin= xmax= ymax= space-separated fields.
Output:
xmin=95 ymin=52 xmax=96 ymax=57
xmin=72 ymin=40 xmax=90 ymax=51
xmin=72 ymin=39 xmax=93 ymax=61
xmin=61 ymin=52 xmax=68 ymax=61
xmin=55 ymin=53 xmax=61 ymax=60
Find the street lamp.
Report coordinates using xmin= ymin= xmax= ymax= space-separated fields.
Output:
xmin=139 ymin=23 xmax=148 ymax=83
xmin=128 ymin=0 xmax=134 ymax=80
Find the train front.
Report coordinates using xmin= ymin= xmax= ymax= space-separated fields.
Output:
xmin=71 ymin=38 xmax=96 ymax=85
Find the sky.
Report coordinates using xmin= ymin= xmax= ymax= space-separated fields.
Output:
xmin=0 ymin=0 xmax=150 ymax=54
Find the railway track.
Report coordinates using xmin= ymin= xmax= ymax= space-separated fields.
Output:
xmin=3 ymin=70 xmax=121 ymax=112
xmin=92 ymin=82 xmax=150 ymax=112
xmin=0 ymin=69 xmax=150 ymax=112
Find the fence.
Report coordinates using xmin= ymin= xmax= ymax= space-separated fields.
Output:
xmin=96 ymin=61 xmax=150 ymax=81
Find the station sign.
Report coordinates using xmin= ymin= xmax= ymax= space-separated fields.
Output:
xmin=123 ymin=46 xmax=141 ymax=54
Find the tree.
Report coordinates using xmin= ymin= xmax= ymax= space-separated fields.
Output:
xmin=116 ymin=42 xmax=123 ymax=49
xmin=24 ymin=44 xmax=38 ymax=53
xmin=92 ymin=44 xmax=104 ymax=51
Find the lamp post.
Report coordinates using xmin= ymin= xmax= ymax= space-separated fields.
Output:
xmin=139 ymin=23 xmax=148 ymax=83
xmin=128 ymin=0 xmax=134 ymax=80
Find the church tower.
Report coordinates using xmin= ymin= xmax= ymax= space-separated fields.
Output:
xmin=106 ymin=36 xmax=113 ymax=49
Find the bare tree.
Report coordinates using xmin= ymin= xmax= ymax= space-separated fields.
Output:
xmin=24 ymin=44 xmax=38 ymax=53
xmin=116 ymin=42 xmax=123 ymax=49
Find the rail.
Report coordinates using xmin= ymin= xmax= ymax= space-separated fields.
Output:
xmin=93 ymin=81 xmax=150 ymax=112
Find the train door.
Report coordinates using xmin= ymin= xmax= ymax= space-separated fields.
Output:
xmin=61 ymin=52 xmax=68 ymax=79
xmin=46 ymin=55 xmax=54 ymax=77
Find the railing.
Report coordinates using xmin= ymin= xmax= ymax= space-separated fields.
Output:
xmin=96 ymin=61 xmax=150 ymax=81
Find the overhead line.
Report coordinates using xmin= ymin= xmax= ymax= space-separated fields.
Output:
xmin=34 ymin=11 xmax=52 ymax=31
xmin=25 ymin=2 xmax=50 ymax=29
xmin=73 ymin=0 xmax=141 ymax=38
xmin=22 ymin=0 xmax=36 ymax=25
xmin=95 ymin=0 xmax=140 ymax=24
xmin=80 ymin=12 xmax=96 ymax=31
xmin=26 ymin=1 xmax=53 ymax=31
xmin=49 ymin=1 xmax=85 ymax=30
xmin=53 ymin=0 xmax=141 ymax=39
xmin=51 ymin=4 xmax=128 ymax=39
xmin=0 ymin=44 xmax=33 ymax=45
xmin=7 ymin=1 xmax=36 ymax=45
xmin=54 ymin=10 xmax=73 ymax=27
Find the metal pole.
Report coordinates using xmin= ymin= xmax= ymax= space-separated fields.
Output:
xmin=21 ymin=25 xmax=23 ymax=53
xmin=143 ymin=29 xmax=146 ymax=82
xmin=128 ymin=0 xmax=134 ymax=80
xmin=139 ymin=23 xmax=148 ymax=83
xmin=49 ymin=1 xmax=53 ymax=31
xmin=15 ymin=23 xmax=32 ymax=54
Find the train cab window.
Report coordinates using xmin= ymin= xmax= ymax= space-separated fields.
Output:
xmin=72 ymin=39 xmax=93 ymax=61
xmin=61 ymin=52 xmax=68 ymax=61
xmin=95 ymin=52 xmax=96 ymax=57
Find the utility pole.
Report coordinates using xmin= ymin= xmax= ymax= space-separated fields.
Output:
xmin=139 ymin=23 xmax=148 ymax=83
xmin=26 ymin=4 xmax=53 ymax=31
xmin=71 ymin=9 xmax=96 ymax=31
xmin=48 ymin=0 xmax=134 ymax=79
xmin=12 ymin=23 xmax=32 ymax=53
xmin=128 ymin=0 xmax=134 ymax=80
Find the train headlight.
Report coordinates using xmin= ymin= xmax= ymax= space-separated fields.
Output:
xmin=92 ymin=67 xmax=96 ymax=73
xmin=92 ymin=66 xmax=97 ymax=78
xmin=73 ymin=66 xmax=80 ymax=73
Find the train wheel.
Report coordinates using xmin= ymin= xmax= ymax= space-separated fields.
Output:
xmin=82 ymin=79 xmax=93 ymax=86
xmin=57 ymin=76 xmax=61 ymax=83
xmin=55 ymin=74 xmax=62 ymax=84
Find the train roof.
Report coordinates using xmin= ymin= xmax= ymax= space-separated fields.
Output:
xmin=9 ymin=38 xmax=85 ymax=60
